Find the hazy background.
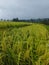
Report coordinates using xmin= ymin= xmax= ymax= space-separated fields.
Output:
xmin=0 ymin=0 xmax=49 ymax=19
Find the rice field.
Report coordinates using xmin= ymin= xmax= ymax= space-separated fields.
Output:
xmin=0 ymin=21 xmax=49 ymax=65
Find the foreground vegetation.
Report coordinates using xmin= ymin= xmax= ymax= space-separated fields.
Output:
xmin=0 ymin=22 xmax=49 ymax=65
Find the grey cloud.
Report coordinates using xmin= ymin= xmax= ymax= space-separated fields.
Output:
xmin=0 ymin=0 xmax=49 ymax=19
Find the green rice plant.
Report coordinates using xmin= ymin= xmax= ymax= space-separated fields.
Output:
xmin=0 ymin=22 xmax=49 ymax=65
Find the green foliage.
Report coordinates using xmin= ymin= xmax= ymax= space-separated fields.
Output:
xmin=45 ymin=25 xmax=49 ymax=31
xmin=0 ymin=22 xmax=49 ymax=65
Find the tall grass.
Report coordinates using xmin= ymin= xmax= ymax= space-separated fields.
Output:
xmin=0 ymin=22 xmax=49 ymax=65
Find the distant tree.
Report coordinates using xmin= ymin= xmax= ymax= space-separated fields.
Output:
xmin=1 ymin=19 xmax=3 ymax=21
xmin=7 ymin=19 xmax=9 ymax=21
xmin=12 ymin=18 xmax=19 ymax=21
xmin=41 ymin=19 xmax=49 ymax=25
xmin=30 ymin=19 xmax=33 ymax=22
xmin=4 ymin=19 xmax=6 ymax=21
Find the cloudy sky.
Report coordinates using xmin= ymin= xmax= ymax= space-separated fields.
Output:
xmin=0 ymin=0 xmax=49 ymax=19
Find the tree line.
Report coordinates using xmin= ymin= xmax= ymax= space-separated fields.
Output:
xmin=0 ymin=18 xmax=49 ymax=25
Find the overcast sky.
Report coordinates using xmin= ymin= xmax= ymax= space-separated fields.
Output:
xmin=0 ymin=0 xmax=49 ymax=19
